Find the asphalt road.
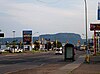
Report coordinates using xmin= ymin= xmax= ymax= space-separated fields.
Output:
xmin=0 ymin=50 xmax=85 ymax=74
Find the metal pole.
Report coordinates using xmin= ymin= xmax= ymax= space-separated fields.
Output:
xmin=13 ymin=30 xmax=15 ymax=52
xmin=84 ymin=0 xmax=90 ymax=63
xmin=84 ymin=0 xmax=88 ymax=50
xmin=13 ymin=30 xmax=15 ymax=42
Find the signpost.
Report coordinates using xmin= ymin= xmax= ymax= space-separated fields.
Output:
xmin=23 ymin=30 xmax=32 ymax=51
xmin=23 ymin=30 xmax=32 ymax=45
xmin=90 ymin=2 xmax=100 ymax=55
xmin=90 ymin=23 xmax=100 ymax=55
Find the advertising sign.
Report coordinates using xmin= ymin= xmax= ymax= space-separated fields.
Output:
xmin=23 ymin=30 xmax=32 ymax=45
xmin=98 ymin=2 xmax=100 ymax=20
xmin=66 ymin=47 xmax=73 ymax=58
xmin=90 ymin=23 xmax=100 ymax=31
xmin=64 ymin=44 xmax=74 ymax=61
xmin=0 ymin=33 xmax=4 ymax=37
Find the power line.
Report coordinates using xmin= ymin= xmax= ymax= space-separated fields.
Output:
xmin=36 ymin=0 xmax=62 ymax=4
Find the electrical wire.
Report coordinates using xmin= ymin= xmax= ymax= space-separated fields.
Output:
xmin=36 ymin=0 xmax=62 ymax=4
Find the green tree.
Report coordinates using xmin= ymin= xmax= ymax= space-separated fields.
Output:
xmin=53 ymin=40 xmax=62 ymax=48
xmin=34 ymin=40 xmax=40 ymax=50
xmin=6 ymin=41 xmax=10 ymax=47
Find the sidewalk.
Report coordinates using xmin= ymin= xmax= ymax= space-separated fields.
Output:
xmin=50 ymin=54 xmax=100 ymax=74
xmin=50 ymin=56 xmax=85 ymax=74
xmin=71 ymin=55 xmax=100 ymax=74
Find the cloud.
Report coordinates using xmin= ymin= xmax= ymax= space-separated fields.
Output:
xmin=4 ymin=3 xmax=82 ymax=22
xmin=0 ymin=1 xmax=84 ymax=37
xmin=0 ymin=0 xmax=100 ymax=38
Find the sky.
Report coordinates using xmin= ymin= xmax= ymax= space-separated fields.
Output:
xmin=0 ymin=0 xmax=100 ymax=38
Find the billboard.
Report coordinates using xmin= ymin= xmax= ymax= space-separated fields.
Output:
xmin=98 ymin=2 xmax=100 ymax=20
xmin=90 ymin=23 xmax=100 ymax=31
xmin=23 ymin=30 xmax=32 ymax=45
xmin=0 ymin=33 xmax=4 ymax=37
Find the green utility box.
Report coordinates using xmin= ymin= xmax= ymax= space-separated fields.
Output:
xmin=64 ymin=44 xmax=75 ymax=61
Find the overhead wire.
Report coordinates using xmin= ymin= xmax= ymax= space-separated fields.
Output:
xmin=36 ymin=0 xmax=63 ymax=4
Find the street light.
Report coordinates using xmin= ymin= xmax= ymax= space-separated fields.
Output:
xmin=84 ymin=0 xmax=90 ymax=63
xmin=12 ymin=30 xmax=15 ymax=52
xmin=33 ymin=32 xmax=39 ymax=43
xmin=84 ymin=0 xmax=88 ymax=50
xmin=13 ymin=30 xmax=15 ymax=41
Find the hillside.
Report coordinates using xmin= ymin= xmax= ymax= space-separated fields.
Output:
xmin=1 ymin=33 xmax=83 ymax=45
xmin=39 ymin=33 xmax=83 ymax=44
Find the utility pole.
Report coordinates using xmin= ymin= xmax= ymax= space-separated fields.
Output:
xmin=84 ymin=0 xmax=88 ymax=50
xmin=84 ymin=0 xmax=90 ymax=63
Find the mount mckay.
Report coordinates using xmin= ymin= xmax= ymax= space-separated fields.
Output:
xmin=2 ymin=33 xmax=83 ymax=45
xmin=38 ymin=33 xmax=83 ymax=44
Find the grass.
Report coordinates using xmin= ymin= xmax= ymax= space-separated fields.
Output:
xmin=31 ymin=49 xmax=47 ymax=53
xmin=0 ymin=51 xmax=13 ymax=55
xmin=0 ymin=49 xmax=47 ymax=55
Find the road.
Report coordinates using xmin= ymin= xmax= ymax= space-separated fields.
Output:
xmin=0 ymin=50 xmax=85 ymax=74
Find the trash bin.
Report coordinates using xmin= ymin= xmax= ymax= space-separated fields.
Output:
xmin=64 ymin=44 xmax=75 ymax=61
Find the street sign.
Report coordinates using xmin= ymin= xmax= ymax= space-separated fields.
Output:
xmin=90 ymin=23 xmax=100 ymax=31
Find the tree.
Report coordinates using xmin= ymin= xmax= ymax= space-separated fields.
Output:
xmin=34 ymin=40 xmax=40 ymax=50
xmin=45 ymin=41 xmax=51 ymax=50
xmin=6 ymin=41 xmax=10 ymax=47
xmin=53 ymin=40 xmax=62 ymax=48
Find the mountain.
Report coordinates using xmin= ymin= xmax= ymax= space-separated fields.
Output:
xmin=1 ymin=33 xmax=83 ymax=45
xmin=39 ymin=33 xmax=83 ymax=45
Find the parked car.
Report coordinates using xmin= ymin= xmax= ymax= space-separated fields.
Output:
xmin=0 ymin=49 xmax=7 ymax=53
xmin=55 ymin=48 xmax=63 ymax=55
xmin=80 ymin=45 xmax=86 ymax=51
xmin=10 ymin=47 xmax=23 ymax=53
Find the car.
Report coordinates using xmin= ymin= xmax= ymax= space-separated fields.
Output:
xmin=10 ymin=48 xmax=23 ymax=53
xmin=80 ymin=45 xmax=86 ymax=51
xmin=55 ymin=48 xmax=63 ymax=55
xmin=0 ymin=49 xmax=7 ymax=53
xmin=9 ymin=47 xmax=23 ymax=53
